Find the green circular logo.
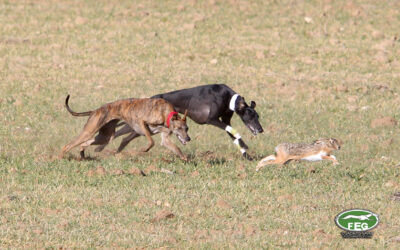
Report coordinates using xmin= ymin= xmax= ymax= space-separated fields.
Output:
xmin=335 ymin=209 xmax=379 ymax=232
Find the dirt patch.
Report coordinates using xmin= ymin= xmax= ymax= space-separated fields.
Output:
xmin=277 ymin=194 xmax=294 ymax=202
xmin=143 ymin=165 xmax=159 ymax=175
xmin=391 ymin=192 xmax=400 ymax=202
xmin=151 ymin=210 xmax=175 ymax=222
xmin=128 ymin=167 xmax=146 ymax=176
xmin=371 ymin=117 xmax=398 ymax=128
xmin=384 ymin=180 xmax=399 ymax=188
xmin=216 ymin=199 xmax=232 ymax=209
xmin=381 ymin=138 xmax=394 ymax=148
xmin=191 ymin=171 xmax=200 ymax=177
xmin=112 ymin=169 xmax=125 ymax=175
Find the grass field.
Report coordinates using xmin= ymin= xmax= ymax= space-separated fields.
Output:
xmin=1 ymin=0 xmax=400 ymax=248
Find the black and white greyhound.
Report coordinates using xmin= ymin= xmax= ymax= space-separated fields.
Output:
xmin=96 ymin=84 xmax=264 ymax=160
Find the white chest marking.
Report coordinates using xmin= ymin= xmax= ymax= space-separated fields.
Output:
xmin=301 ymin=151 xmax=327 ymax=162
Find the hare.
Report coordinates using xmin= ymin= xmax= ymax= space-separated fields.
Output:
xmin=256 ymin=138 xmax=341 ymax=171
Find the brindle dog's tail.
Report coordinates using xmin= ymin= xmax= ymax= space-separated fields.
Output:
xmin=65 ymin=95 xmax=93 ymax=116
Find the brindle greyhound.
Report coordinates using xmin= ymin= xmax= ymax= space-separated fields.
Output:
xmin=95 ymin=84 xmax=263 ymax=160
xmin=59 ymin=95 xmax=190 ymax=160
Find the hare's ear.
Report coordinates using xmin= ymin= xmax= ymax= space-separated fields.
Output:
xmin=183 ymin=109 xmax=188 ymax=121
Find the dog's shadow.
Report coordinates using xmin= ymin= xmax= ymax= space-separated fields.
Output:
xmin=63 ymin=154 xmax=100 ymax=162
xmin=188 ymin=151 xmax=227 ymax=165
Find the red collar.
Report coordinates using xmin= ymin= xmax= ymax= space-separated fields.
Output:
xmin=166 ymin=111 xmax=178 ymax=128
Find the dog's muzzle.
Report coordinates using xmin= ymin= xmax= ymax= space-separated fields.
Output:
xmin=178 ymin=135 xmax=191 ymax=145
xmin=248 ymin=125 xmax=263 ymax=135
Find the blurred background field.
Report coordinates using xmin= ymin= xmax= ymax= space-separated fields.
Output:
xmin=1 ymin=0 xmax=400 ymax=248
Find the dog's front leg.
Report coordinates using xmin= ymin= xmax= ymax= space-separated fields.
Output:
xmin=160 ymin=131 xmax=187 ymax=161
xmin=221 ymin=113 xmax=249 ymax=150
xmin=208 ymin=120 xmax=253 ymax=161
xmin=138 ymin=121 xmax=154 ymax=152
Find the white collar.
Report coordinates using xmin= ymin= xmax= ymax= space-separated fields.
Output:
xmin=229 ymin=94 xmax=239 ymax=111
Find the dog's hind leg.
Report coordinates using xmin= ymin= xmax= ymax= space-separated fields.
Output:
xmin=60 ymin=130 xmax=97 ymax=159
xmin=160 ymin=131 xmax=187 ymax=161
xmin=91 ymin=119 xmax=119 ymax=152
xmin=59 ymin=113 xmax=106 ymax=159
xmin=94 ymin=122 xmax=132 ymax=152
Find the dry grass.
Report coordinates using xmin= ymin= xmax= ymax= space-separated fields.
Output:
xmin=1 ymin=0 xmax=400 ymax=248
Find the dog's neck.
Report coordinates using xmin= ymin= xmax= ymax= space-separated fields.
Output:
xmin=166 ymin=111 xmax=178 ymax=128
xmin=229 ymin=94 xmax=239 ymax=111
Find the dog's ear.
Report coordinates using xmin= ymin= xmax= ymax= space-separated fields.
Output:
xmin=183 ymin=109 xmax=188 ymax=121
xmin=250 ymin=101 xmax=256 ymax=109
xmin=236 ymin=96 xmax=246 ymax=111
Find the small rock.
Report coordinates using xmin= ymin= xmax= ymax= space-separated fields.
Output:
xmin=360 ymin=106 xmax=370 ymax=111
xmin=160 ymin=168 xmax=174 ymax=175
xmin=304 ymin=17 xmax=313 ymax=23
xmin=210 ymin=59 xmax=218 ymax=64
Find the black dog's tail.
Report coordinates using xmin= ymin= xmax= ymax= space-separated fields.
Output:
xmin=65 ymin=95 xmax=93 ymax=116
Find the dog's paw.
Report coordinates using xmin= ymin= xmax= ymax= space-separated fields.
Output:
xmin=180 ymin=155 xmax=188 ymax=161
xmin=243 ymin=152 xmax=253 ymax=161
